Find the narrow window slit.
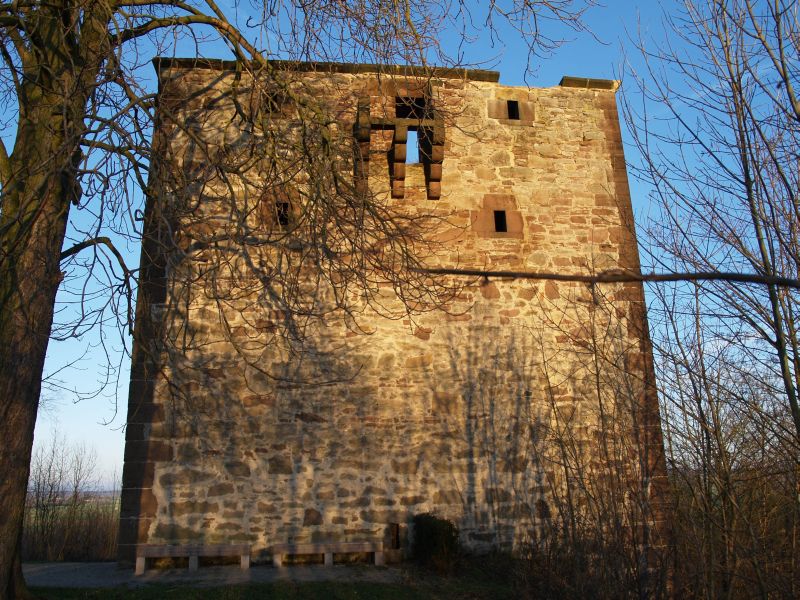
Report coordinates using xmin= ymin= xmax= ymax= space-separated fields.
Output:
xmin=406 ymin=129 xmax=420 ymax=164
xmin=494 ymin=210 xmax=508 ymax=232
xmin=507 ymin=100 xmax=520 ymax=120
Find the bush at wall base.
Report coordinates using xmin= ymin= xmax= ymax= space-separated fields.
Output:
xmin=411 ymin=513 xmax=460 ymax=574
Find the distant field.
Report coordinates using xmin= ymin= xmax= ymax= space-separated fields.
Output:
xmin=24 ymin=494 xmax=119 ymax=562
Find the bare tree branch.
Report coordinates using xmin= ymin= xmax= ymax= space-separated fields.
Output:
xmin=418 ymin=267 xmax=800 ymax=291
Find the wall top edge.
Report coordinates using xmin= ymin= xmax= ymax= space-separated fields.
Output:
xmin=152 ymin=57 xmax=501 ymax=83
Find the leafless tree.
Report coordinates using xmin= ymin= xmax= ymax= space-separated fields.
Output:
xmin=23 ymin=433 xmax=118 ymax=563
xmin=624 ymin=0 xmax=800 ymax=440
xmin=623 ymin=0 xmax=800 ymax=595
xmin=0 ymin=1 xmax=596 ymax=596
xmin=521 ymin=280 xmax=670 ymax=599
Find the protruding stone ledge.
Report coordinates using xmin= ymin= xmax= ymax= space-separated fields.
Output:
xmin=559 ymin=76 xmax=620 ymax=91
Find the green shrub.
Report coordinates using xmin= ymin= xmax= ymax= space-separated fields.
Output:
xmin=411 ymin=513 xmax=460 ymax=574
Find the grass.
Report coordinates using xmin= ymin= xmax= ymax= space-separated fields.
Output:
xmin=29 ymin=557 xmax=519 ymax=600
xmin=31 ymin=580 xmax=516 ymax=600
xmin=31 ymin=582 xmax=420 ymax=600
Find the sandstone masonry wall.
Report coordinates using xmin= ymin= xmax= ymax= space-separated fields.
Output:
xmin=118 ymin=61 xmax=665 ymax=564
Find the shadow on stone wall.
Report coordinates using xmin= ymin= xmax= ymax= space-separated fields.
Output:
xmin=419 ymin=282 xmax=668 ymax=592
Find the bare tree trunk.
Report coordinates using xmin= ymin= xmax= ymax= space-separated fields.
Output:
xmin=10 ymin=532 xmax=32 ymax=600
xmin=0 ymin=212 xmax=68 ymax=597
xmin=0 ymin=103 xmax=80 ymax=598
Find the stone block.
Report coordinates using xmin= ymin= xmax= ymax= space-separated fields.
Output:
xmin=120 ymin=488 xmax=158 ymax=519
xmin=122 ymin=461 xmax=155 ymax=489
xmin=268 ymin=456 xmax=294 ymax=475
xmin=404 ymin=354 xmax=432 ymax=369
xmin=225 ymin=461 xmax=251 ymax=477
xmin=433 ymin=489 xmax=463 ymax=505
xmin=391 ymin=459 xmax=419 ymax=475
xmin=170 ymin=501 xmax=219 ymax=517
xmin=303 ymin=508 xmax=323 ymax=526
xmin=159 ymin=469 xmax=212 ymax=487
xmin=208 ymin=482 xmax=235 ymax=497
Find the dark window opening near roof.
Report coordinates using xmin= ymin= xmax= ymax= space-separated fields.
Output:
xmin=507 ymin=100 xmax=520 ymax=120
xmin=494 ymin=210 xmax=508 ymax=232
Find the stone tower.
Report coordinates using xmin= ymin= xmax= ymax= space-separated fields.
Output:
xmin=118 ymin=59 xmax=667 ymax=564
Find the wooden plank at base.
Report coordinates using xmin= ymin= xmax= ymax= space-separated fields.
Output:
xmin=137 ymin=544 xmax=250 ymax=558
xmin=188 ymin=544 xmax=250 ymax=556
xmin=270 ymin=540 xmax=385 ymax=568
xmin=271 ymin=541 xmax=383 ymax=554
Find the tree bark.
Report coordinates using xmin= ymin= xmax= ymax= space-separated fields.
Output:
xmin=0 ymin=84 xmax=85 ymax=600
xmin=0 ymin=220 xmax=70 ymax=597
xmin=0 ymin=156 xmax=73 ymax=598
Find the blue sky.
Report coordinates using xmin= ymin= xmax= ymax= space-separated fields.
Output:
xmin=33 ymin=0 xmax=667 ymax=487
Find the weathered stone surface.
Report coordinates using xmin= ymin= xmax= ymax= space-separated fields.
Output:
xmin=303 ymin=508 xmax=323 ymax=526
xmin=170 ymin=501 xmax=219 ymax=516
xmin=480 ymin=282 xmax=501 ymax=300
xmin=120 ymin=63 xmax=666 ymax=560
xmin=339 ymin=496 xmax=371 ymax=508
xmin=122 ymin=461 xmax=154 ymax=490
xmin=207 ymin=482 xmax=235 ymax=496
xmin=153 ymin=523 xmax=205 ymax=541
xmin=242 ymin=394 xmax=275 ymax=408
xmin=120 ymin=488 xmax=158 ymax=519
xmin=124 ymin=440 xmax=172 ymax=463
xmin=434 ymin=489 xmax=463 ymax=505
xmin=267 ymin=456 xmax=294 ymax=474
xmin=158 ymin=470 xmax=211 ymax=487
xmin=360 ymin=510 xmax=405 ymax=523
xmin=175 ymin=444 xmax=201 ymax=461
xmin=391 ymin=459 xmax=419 ymax=475
xmin=404 ymin=354 xmax=432 ymax=369
xmin=400 ymin=495 xmax=427 ymax=506
xmin=224 ymin=461 xmax=251 ymax=477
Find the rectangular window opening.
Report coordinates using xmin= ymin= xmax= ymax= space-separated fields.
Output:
xmin=396 ymin=96 xmax=428 ymax=120
xmin=406 ymin=129 xmax=420 ymax=164
xmin=507 ymin=100 xmax=520 ymax=120
xmin=276 ymin=201 xmax=290 ymax=228
xmin=494 ymin=210 xmax=508 ymax=232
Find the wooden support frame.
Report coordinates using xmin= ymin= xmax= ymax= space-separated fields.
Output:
xmin=134 ymin=544 xmax=251 ymax=575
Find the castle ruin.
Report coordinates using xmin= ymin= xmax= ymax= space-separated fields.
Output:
xmin=118 ymin=59 xmax=667 ymax=565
